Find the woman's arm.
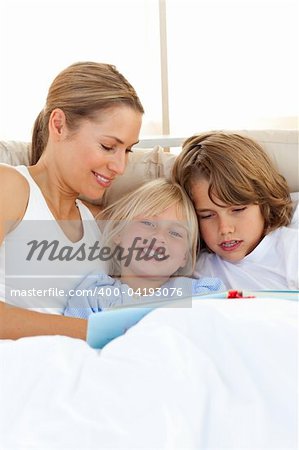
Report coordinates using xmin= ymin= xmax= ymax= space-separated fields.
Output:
xmin=0 ymin=301 xmax=87 ymax=340
xmin=0 ymin=165 xmax=87 ymax=340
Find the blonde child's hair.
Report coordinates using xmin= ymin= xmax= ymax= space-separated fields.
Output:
xmin=98 ymin=178 xmax=199 ymax=277
xmin=172 ymin=131 xmax=293 ymax=232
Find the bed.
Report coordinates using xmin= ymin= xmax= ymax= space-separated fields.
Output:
xmin=0 ymin=296 xmax=297 ymax=449
xmin=0 ymin=130 xmax=298 ymax=449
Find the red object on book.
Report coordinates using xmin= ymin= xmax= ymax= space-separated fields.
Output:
xmin=227 ymin=290 xmax=255 ymax=299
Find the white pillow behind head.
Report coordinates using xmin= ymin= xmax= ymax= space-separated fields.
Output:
xmin=83 ymin=146 xmax=176 ymax=206
xmin=0 ymin=141 xmax=30 ymax=166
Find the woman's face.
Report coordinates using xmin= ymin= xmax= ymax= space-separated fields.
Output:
xmin=56 ymin=105 xmax=142 ymax=200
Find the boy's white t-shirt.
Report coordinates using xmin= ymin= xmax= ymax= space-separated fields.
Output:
xmin=194 ymin=201 xmax=299 ymax=290
xmin=0 ymin=166 xmax=107 ymax=314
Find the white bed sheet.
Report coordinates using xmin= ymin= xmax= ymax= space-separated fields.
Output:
xmin=0 ymin=297 xmax=298 ymax=450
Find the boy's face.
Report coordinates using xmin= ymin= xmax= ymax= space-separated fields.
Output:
xmin=116 ymin=204 xmax=189 ymax=282
xmin=191 ymin=179 xmax=265 ymax=262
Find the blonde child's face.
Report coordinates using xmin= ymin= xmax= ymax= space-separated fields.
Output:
xmin=116 ymin=204 xmax=189 ymax=282
xmin=191 ymin=179 xmax=265 ymax=262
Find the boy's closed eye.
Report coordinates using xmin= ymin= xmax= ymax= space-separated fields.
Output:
xmin=197 ymin=211 xmax=215 ymax=220
xmin=197 ymin=206 xmax=248 ymax=219
xmin=231 ymin=206 xmax=247 ymax=213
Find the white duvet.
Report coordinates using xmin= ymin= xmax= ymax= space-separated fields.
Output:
xmin=0 ymin=297 xmax=298 ymax=450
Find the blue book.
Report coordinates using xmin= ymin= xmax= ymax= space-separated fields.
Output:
xmin=86 ymin=290 xmax=298 ymax=349
xmin=86 ymin=294 xmax=212 ymax=349
xmin=87 ymin=307 xmax=153 ymax=349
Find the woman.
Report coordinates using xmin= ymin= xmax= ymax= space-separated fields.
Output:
xmin=0 ymin=61 xmax=143 ymax=340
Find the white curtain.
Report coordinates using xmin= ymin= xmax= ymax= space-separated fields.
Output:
xmin=0 ymin=0 xmax=297 ymax=142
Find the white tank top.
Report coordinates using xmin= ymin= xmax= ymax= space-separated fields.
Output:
xmin=0 ymin=166 xmax=108 ymax=314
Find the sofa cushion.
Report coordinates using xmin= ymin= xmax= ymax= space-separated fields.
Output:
xmin=233 ymin=130 xmax=298 ymax=192
xmin=99 ymin=146 xmax=176 ymax=206
xmin=0 ymin=130 xmax=298 ymax=204
xmin=0 ymin=140 xmax=30 ymax=166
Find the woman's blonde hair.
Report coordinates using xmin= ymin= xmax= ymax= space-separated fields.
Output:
xmin=172 ymin=131 xmax=293 ymax=232
xmin=98 ymin=178 xmax=199 ymax=277
xmin=31 ymin=61 xmax=144 ymax=164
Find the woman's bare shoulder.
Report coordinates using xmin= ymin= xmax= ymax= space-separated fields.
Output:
xmin=0 ymin=163 xmax=28 ymax=179
xmin=0 ymin=163 xmax=29 ymax=192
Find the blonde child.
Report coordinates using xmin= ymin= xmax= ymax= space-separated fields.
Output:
xmin=172 ymin=131 xmax=298 ymax=290
xmin=64 ymin=179 xmax=225 ymax=318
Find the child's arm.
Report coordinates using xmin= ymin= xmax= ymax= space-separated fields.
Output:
xmin=64 ymin=296 xmax=96 ymax=319
xmin=64 ymin=272 xmax=122 ymax=319
xmin=64 ymin=273 xmax=102 ymax=319
xmin=192 ymin=277 xmax=226 ymax=295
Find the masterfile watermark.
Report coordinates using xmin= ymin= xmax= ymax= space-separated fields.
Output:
xmin=4 ymin=219 xmax=192 ymax=308
xmin=26 ymin=237 xmax=169 ymax=266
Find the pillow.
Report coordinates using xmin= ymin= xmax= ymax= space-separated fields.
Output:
xmin=0 ymin=140 xmax=30 ymax=166
xmin=82 ymin=146 xmax=176 ymax=206
xmin=233 ymin=130 xmax=298 ymax=193
xmin=0 ymin=130 xmax=297 ymax=203
xmin=290 ymin=192 xmax=299 ymax=228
